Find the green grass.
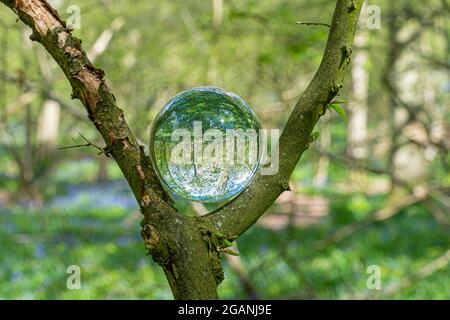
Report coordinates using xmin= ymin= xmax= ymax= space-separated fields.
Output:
xmin=0 ymin=197 xmax=448 ymax=299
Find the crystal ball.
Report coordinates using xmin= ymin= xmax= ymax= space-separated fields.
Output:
xmin=150 ymin=87 xmax=261 ymax=203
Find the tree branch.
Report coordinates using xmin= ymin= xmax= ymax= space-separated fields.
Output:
xmin=204 ymin=0 xmax=364 ymax=236
xmin=0 ymin=0 xmax=223 ymax=299
xmin=0 ymin=0 xmax=172 ymax=211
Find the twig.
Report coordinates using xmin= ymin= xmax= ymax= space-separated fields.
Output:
xmin=296 ymin=21 xmax=331 ymax=28
xmin=58 ymin=133 xmax=104 ymax=154
xmin=330 ymin=100 xmax=348 ymax=104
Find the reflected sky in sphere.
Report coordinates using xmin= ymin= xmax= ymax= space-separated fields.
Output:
xmin=150 ymin=87 xmax=261 ymax=203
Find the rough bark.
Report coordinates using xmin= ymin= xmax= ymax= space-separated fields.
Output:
xmin=0 ymin=0 xmax=363 ymax=299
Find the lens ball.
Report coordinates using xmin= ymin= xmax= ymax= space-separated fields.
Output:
xmin=150 ymin=87 xmax=261 ymax=203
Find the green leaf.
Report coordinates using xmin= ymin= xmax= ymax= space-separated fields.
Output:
xmin=328 ymin=103 xmax=346 ymax=119
xmin=310 ymin=131 xmax=320 ymax=142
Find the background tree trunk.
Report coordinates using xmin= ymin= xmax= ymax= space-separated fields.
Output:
xmin=347 ymin=1 xmax=369 ymax=160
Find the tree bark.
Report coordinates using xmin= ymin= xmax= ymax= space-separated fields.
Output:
xmin=0 ymin=0 xmax=363 ymax=299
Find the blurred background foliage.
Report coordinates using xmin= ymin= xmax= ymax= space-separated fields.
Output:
xmin=0 ymin=0 xmax=449 ymax=299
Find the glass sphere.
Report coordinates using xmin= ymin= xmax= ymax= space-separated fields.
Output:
xmin=150 ymin=87 xmax=261 ymax=203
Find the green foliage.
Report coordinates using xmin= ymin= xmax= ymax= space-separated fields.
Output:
xmin=0 ymin=0 xmax=448 ymax=300
xmin=0 ymin=206 xmax=171 ymax=299
xmin=310 ymin=131 xmax=320 ymax=142
xmin=0 ymin=188 xmax=448 ymax=299
xmin=235 ymin=199 xmax=450 ymax=299
xmin=327 ymin=103 xmax=346 ymax=120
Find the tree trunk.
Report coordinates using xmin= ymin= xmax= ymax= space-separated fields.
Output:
xmin=37 ymin=99 xmax=60 ymax=151
xmin=140 ymin=215 xmax=221 ymax=299
xmin=314 ymin=117 xmax=331 ymax=187
xmin=347 ymin=1 xmax=369 ymax=159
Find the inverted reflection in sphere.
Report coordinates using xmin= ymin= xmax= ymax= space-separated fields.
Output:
xmin=150 ymin=87 xmax=261 ymax=203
